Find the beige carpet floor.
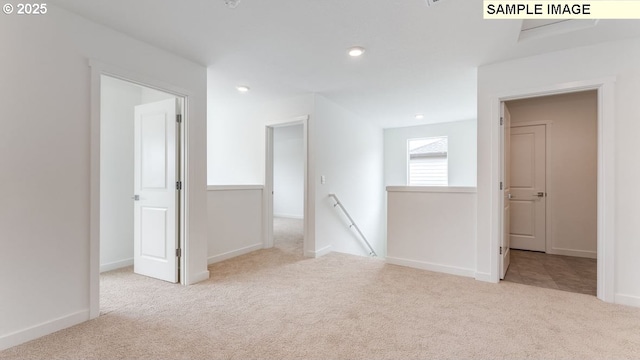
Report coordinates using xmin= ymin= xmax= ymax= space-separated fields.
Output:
xmin=2 ymin=220 xmax=640 ymax=359
xmin=273 ymin=216 xmax=304 ymax=254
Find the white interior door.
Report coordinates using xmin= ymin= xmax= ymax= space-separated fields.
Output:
xmin=500 ymin=103 xmax=511 ymax=279
xmin=510 ymin=124 xmax=546 ymax=252
xmin=133 ymin=98 xmax=180 ymax=283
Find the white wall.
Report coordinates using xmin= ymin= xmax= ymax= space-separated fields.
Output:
xmin=206 ymin=92 xmax=385 ymax=258
xmin=312 ymin=95 xmax=385 ymax=257
xmin=141 ymin=87 xmax=176 ymax=104
xmin=384 ymin=120 xmax=477 ymax=186
xmin=207 ymin=75 xmax=315 ymax=185
xmin=386 ymin=187 xmax=477 ymax=277
xmin=507 ymin=91 xmax=597 ymax=258
xmin=206 ymin=89 xmax=314 ymax=261
xmin=207 ymin=187 xmax=264 ymax=263
xmin=477 ymin=37 xmax=640 ymax=307
xmin=100 ymin=77 xmax=140 ymax=272
xmin=273 ymin=125 xmax=304 ymax=218
xmin=0 ymin=6 xmax=208 ymax=350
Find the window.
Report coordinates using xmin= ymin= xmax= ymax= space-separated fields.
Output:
xmin=408 ymin=136 xmax=448 ymax=186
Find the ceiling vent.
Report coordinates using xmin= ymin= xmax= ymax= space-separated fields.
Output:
xmin=424 ymin=0 xmax=445 ymax=6
xmin=519 ymin=19 xmax=599 ymax=41
xmin=224 ymin=0 xmax=241 ymax=9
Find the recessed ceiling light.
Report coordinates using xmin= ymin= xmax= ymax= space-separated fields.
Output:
xmin=415 ymin=114 xmax=425 ymax=120
xmin=236 ymin=85 xmax=250 ymax=93
xmin=348 ymin=46 xmax=365 ymax=57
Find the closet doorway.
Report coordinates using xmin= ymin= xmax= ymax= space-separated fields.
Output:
xmin=501 ymin=90 xmax=598 ymax=296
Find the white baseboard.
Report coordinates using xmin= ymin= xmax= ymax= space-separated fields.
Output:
xmin=188 ymin=270 xmax=210 ymax=285
xmin=207 ymin=243 xmax=263 ymax=265
xmin=0 ymin=310 xmax=88 ymax=351
xmin=474 ymin=271 xmax=494 ymax=283
xmin=615 ymin=293 xmax=640 ymax=308
xmin=274 ymin=213 xmax=304 ymax=219
xmin=305 ymin=245 xmax=332 ymax=258
xmin=100 ymin=258 xmax=133 ymax=273
xmin=385 ymin=256 xmax=475 ymax=278
xmin=548 ymin=247 xmax=597 ymax=259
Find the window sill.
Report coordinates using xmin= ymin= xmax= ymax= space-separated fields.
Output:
xmin=386 ymin=186 xmax=477 ymax=194
xmin=207 ymin=185 xmax=264 ymax=191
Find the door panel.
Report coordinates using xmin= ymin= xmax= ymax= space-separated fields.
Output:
xmin=134 ymin=98 xmax=179 ymax=283
xmin=141 ymin=113 xmax=167 ymax=189
xmin=510 ymin=201 xmax=534 ymax=235
xmin=510 ymin=133 xmax=535 ymax=188
xmin=140 ymin=207 xmax=168 ymax=259
xmin=510 ymin=125 xmax=546 ymax=252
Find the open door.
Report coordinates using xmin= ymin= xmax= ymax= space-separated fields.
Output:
xmin=500 ymin=102 xmax=511 ymax=279
xmin=133 ymin=98 xmax=180 ymax=283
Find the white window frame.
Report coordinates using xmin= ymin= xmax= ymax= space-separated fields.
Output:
xmin=407 ymin=136 xmax=448 ymax=186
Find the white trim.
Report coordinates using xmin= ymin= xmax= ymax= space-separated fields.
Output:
xmin=615 ymin=294 xmax=640 ymax=308
xmin=264 ymin=116 xmax=312 ymax=256
xmin=207 ymin=243 xmax=263 ymax=264
xmin=547 ymin=248 xmax=597 ymax=259
xmin=273 ymin=213 xmax=304 ymax=220
xmin=510 ymin=120 xmax=553 ymax=127
xmin=474 ymin=272 xmax=492 ymax=282
xmin=598 ymin=79 xmax=616 ymax=303
xmin=207 ymin=185 xmax=264 ymax=191
xmin=189 ymin=270 xmax=211 ymax=284
xmin=487 ymin=77 xmax=616 ymax=304
xmin=100 ymin=258 xmax=133 ymax=273
xmin=386 ymin=256 xmax=475 ymax=278
xmin=89 ymin=60 xmax=195 ymax=319
xmin=264 ymin=126 xmax=275 ymax=249
xmin=0 ymin=310 xmax=88 ymax=351
xmin=544 ymin=123 xmax=554 ymax=256
xmin=88 ymin=60 xmax=192 ymax=96
xmin=266 ymin=115 xmax=309 ymax=127
xmin=89 ymin=60 xmax=101 ymax=320
xmin=386 ymin=186 xmax=476 ymax=193
xmin=305 ymin=245 xmax=332 ymax=258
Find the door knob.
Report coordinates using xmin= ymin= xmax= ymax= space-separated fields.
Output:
xmin=536 ymin=192 xmax=544 ymax=198
xmin=508 ymin=193 xmax=512 ymax=199
xmin=132 ymin=195 xmax=140 ymax=201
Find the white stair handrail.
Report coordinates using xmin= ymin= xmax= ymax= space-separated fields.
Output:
xmin=328 ymin=194 xmax=377 ymax=257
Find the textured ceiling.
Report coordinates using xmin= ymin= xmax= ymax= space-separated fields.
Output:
xmin=50 ymin=0 xmax=640 ymax=127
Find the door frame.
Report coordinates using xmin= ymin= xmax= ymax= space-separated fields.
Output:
xmin=264 ymin=116 xmax=311 ymax=255
xmin=499 ymin=103 xmax=511 ymax=279
xmin=89 ymin=60 xmax=190 ymax=319
xmin=495 ymin=78 xmax=615 ymax=302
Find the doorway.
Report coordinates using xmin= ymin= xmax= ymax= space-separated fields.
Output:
xmin=272 ymin=124 xmax=305 ymax=254
xmin=500 ymin=91 xmax=598 ymax=295
xmin=264 ymin=117 xmax=309 ymax=256
xmin=99 ymin=75 xmax=184 ymax=286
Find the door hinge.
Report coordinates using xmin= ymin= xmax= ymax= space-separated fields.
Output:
xmin=500 ymin=117 xmax=503 ymax=125
xmin=499 ymin=182 xmax=503 ymax=190
xmin=176 ymin=114 xmax=182 ymax=123
xmin=176 ymin=248 xmax=181 ymax=257
xmin=500 ymin=246 xmax=503 ymax=255
xmin=176 ymin=181 xmax=182 ymax=190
